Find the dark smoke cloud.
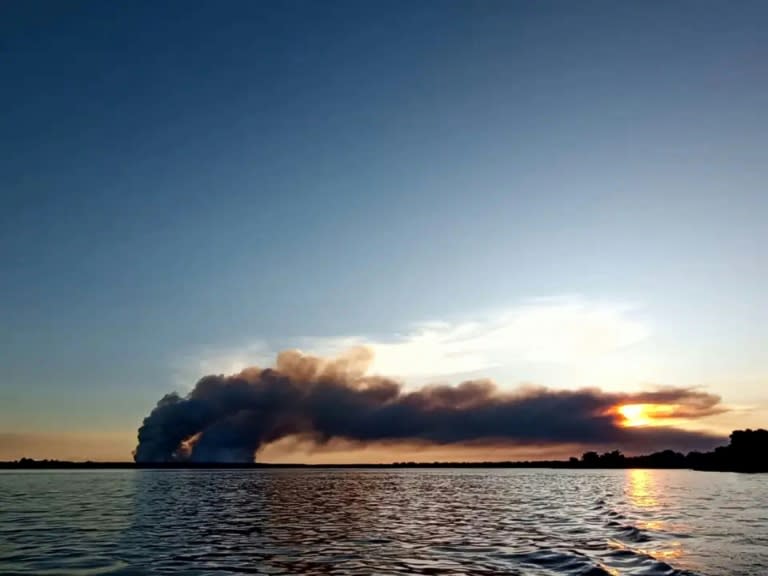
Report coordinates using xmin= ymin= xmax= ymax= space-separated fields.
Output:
xmin=134 ymin=348 xmax=725 ymax=463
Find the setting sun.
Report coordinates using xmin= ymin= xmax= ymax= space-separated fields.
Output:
xmin=617 ymin=404 xmax=677 ymax=427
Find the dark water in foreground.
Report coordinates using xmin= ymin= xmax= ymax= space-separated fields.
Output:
xmin=0 ymin=469 xmax=766 ymax=575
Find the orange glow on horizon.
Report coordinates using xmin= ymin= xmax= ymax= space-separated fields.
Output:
xmin=616 ymin=403 xmax=678 ymax=427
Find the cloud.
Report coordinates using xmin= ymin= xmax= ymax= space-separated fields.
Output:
xmin=185 ymin=297 xmax=650 ymax=383
xmin=351 ymin=298 xmax=649 ymax=377
xmin=137 ymin=347 xmax=723 ymax=463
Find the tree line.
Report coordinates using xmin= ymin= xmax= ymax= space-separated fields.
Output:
xmin=3 ymin=429 xmax=766 ymax=472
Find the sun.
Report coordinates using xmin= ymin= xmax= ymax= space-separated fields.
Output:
xmin=616 ymin=403 xmax=677 ymax=427
xmin=618 ymin=404 xmax=652 ymax=427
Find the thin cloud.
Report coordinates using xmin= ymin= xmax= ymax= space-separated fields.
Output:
xmin=185 ymin=297 xmax=650 ymax=383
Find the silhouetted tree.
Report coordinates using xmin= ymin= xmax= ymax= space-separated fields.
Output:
xmin=684 ymin=429 xmax=766 ymax=472
xmin=600 ymin=450 xmax=626 ymax=468
xmin=581 ymin=451 xmax=600 ymax=466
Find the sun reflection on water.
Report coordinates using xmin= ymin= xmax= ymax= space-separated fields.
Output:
xmin=626 ymin=468 xmax=658 ymax=508
xmin=648 ymin=545 xmax=684 ymax=561
xmin=624 ymin=469 xmax=692 ymax=569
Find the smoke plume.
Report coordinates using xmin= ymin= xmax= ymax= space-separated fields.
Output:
xmin=135 ymin=348 xmax=725 ymax=463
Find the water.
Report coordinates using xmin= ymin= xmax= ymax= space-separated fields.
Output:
xmin=0 ymin=469 xmax=766 ymax=575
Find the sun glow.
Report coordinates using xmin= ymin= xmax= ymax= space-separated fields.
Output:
xmin=616 ymin=403 xmax=677 ymax=427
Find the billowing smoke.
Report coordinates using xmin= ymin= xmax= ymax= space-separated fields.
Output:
xmin=135 ymin=348 xmax=725 ymax=463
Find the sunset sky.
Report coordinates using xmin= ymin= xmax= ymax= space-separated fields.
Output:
xmin=1 ymin=1 xmax=766 ymax=461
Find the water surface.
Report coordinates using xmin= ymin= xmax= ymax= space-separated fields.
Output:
xmin=1 ymin=468 xmax=766 ymax=575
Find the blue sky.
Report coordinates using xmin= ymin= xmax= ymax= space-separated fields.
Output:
xmin=1 ymin=1 xmax=766 ymax=459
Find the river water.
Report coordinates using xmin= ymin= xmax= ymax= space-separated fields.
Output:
xmin=0 ymin=468 xmax=765 ymax=575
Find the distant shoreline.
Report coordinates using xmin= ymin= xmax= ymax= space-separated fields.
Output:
xmin=4 ymin=428 xmax=765 ymax=473
xmin=0 ymin=461 xmax=762 ymax=472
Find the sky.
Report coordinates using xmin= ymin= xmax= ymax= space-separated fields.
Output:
xmin=1 ymin=1 xmax=766 ymax=462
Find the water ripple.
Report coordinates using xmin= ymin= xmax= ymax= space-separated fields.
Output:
xmin=0 ymin=469 xmax=766 ymax=575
